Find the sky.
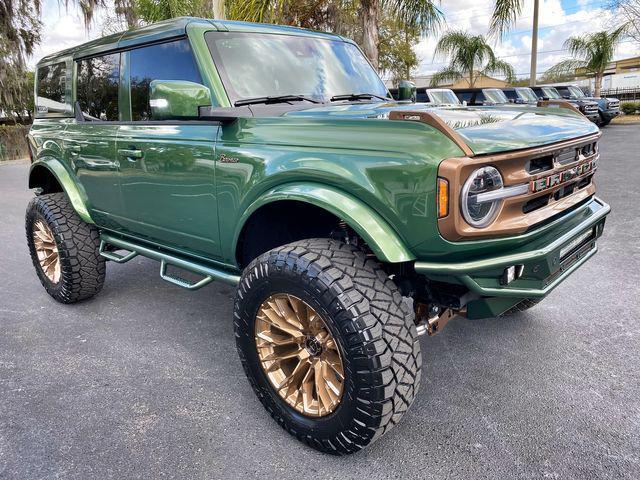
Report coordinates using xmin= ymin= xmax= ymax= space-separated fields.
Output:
xmin=30 ymin=0 xmax=640 ymax=80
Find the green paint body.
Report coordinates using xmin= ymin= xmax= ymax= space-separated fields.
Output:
xmin=28 ymin=18 xmax=610 ymax=318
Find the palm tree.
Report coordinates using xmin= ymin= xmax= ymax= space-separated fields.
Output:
xmin=545 ymin=26 xmax=628 ymax=97
xmin=360 ymin=0 xmax=442 ymax=70
xmin=429 ymin=31 xmax=515 ymax=87
xmin=1 ymin=0 xmax=108 ymax=113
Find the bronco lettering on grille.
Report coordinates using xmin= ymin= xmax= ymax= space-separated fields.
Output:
xmin=530 ymin=158 xmax=597 ymax=193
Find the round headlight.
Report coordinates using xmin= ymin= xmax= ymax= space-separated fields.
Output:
xmin=460 ymin=166 xmax=504 ymax=227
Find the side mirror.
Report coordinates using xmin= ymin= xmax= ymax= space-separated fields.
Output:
xmin=149 ymin=80 xmax=212 ymax=120
xmin=397 ymin=80 xmax=416 ymax=102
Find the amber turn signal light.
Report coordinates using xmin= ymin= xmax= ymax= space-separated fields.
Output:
xmin=437 ymin=178 xmax=449 ymax=218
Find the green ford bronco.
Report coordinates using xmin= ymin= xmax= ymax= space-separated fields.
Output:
xmin=27 ymin=17 xmax=610 ymax=454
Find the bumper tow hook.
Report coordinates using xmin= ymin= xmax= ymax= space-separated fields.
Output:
xmin=415 ymin=304 xmax=459 ymax=336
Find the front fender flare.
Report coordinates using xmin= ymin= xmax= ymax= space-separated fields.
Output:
xmin=235 ymin=183 xmax=415 ymax=264
xmin=29 ymin=158 xmax=94 ymax=224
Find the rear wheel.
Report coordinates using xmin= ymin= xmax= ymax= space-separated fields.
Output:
xmin=26 ymin=192 xmax=105 ymax=303
xmin=234 ymin=238 xmax=422 ymax=454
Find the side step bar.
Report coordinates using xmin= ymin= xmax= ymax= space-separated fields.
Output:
xmin=99 ymin=233 xmax=241 ymax=290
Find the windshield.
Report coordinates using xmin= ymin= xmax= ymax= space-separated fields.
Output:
xmin=205 ymin=32 xmax=388 ymax=104
xmin=483 ymin=89 xmax=509 ymax=104
xmin=542 ymin=87 xmax=561 ymax=99
xmin=567 ymin=86 xmax=586 ymax=98
xmin=515 ymin=87 xmax=538 ymax=103
xmin=427 ymin=89 xmax=460 ymax=105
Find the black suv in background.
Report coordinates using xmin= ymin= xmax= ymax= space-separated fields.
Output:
xmin=531 ymin=86 xmax=600 ymax=124
xmin=502 ymin=87 xmax=539 ymax=105
xmin=451 ymin=87 xmax=510 ymax=105
xmin=546 ymin=84 xmax=619 ymax=126
xmin=388 ymin=87 xmax=462 ymax=106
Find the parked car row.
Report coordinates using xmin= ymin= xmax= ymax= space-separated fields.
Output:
xmin=390 ymin=83 xmax=620 ymax=126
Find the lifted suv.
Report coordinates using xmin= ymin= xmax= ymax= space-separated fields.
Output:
xmin=27 ymin=17 xmax=610 ymax=455
xmin=549 ymin=84 xmax=620 ymax=126
xmin=532 ymin=86 xmax=600 ymax=124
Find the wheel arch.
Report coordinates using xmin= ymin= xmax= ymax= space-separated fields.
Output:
xmin=28 ymin=158 xmax=94 ymax=224
xmin=233 ymin=183 xmax=415 ymax=267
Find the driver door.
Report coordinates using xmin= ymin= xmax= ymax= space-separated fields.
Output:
xmin=115 ymin=38 xmax=221 ymax=259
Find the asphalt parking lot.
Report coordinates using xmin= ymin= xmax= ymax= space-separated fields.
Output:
xmin=1 ymin=125 xmax=639 ymax=480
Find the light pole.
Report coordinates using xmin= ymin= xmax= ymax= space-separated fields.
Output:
xmin=529 ymin=0 xmax=539 ymax=87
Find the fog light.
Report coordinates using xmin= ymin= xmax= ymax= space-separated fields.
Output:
xmin=500 ymin=265 xmax=524 ymax=286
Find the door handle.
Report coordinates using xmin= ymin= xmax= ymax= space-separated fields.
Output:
xmin=118 ymin=148 xmax=143 ymax=160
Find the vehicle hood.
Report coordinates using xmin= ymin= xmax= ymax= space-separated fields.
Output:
xmin=571 ymin=99 xmax=598 ymax=106
xmin=581 ymin=96 xmax=618 ymax=105
xmin=284 ymin=102 xmax=599 ymax=155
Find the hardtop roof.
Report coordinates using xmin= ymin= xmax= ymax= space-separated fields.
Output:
xmin=37 ymin=17 xmax=346 ymax=66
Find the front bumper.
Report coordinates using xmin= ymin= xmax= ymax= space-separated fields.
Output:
xmin=415 ymin=197 xmax=610 ymax=316
xmin=585 ymin=112 xmax=600 ymax=123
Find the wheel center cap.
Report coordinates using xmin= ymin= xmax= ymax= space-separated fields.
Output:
xmin=305 ymin=336 xmax=323 ymax=357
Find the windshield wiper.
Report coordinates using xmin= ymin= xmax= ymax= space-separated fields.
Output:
xmin=330 ymin=93 xmax=392 ymax=102
xmin=234 ymin=95 xmax=320 ymax=107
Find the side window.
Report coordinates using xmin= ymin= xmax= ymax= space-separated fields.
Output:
xmin=457 ymin=92 xmax=472 ymax=103
xmin=36 ymin=61 xmax=71 ymax=116
xmin=76 ymin=54 xmax=120 ymax=121
xmin=504 ymin=90 xmax=517 ymax=100
xmin=129 ymin=39 xmax=203 ymax=121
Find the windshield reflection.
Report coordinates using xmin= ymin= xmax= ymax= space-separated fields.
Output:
xmin=205 ymin=32 xmax=388 ymax=105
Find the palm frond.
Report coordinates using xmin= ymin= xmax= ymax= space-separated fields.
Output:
xmin=429 ymin=67 xmax=462 ymax=87
xmin=388 ymin=0 xmax=444 ymax=34
xmin=483 ymin=58 xmax=515 ymax=83
xmin=433 ymin=30 xmax=471 ymax=59
xmin=489 ymin=0 xmax=523 ymax=38
xmin=545 ymin=59 xmax=588 ymax=78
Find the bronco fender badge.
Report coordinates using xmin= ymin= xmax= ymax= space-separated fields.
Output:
xmin=219 ymin=154 xmax=239 ymax=164
xmin=530 ymin=158 xmax=597 ymax=193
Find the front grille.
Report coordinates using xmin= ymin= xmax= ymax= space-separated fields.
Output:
xmin=555 ymin=142 xmax=597 ymax=166
xmin=608 ymin=100 xmax=620 ymax=110
xmin=556 ymin=148 xmax=577 ymax=165
xmin=583 ymin=104 xmax=598 ymax=115
xmin=437 ymin=133 xmax=601 ymax=241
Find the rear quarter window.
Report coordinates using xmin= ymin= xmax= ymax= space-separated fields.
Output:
xmin=36 ymin=61 xmax=72 ymax=117
xmin=76 ymin=53 xmax=120 ymax=121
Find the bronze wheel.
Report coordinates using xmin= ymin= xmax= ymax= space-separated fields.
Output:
xmin=32 ymin=219 xmax=61 ymax=283
xmin=26 ymin=193 xmax=105 ymax=303
xmin=235 ymin=239 xmax=421 ymax=455
xmin=255 ymin=294 xmax=344 ymax=417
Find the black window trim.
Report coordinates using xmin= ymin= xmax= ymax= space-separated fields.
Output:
xmin=74 ymin=52 xmax=122 ymax=123
xmin=73 ymin=35 xmax=206 ymax=124
xmin=36 ymin=59 xmax=73 ymax=118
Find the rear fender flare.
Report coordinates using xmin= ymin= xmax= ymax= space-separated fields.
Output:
xmin=28 ymin=158 xmax=94 ymax=224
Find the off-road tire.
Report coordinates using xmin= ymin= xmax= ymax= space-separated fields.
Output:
xmin=501 ymin=298 xmax=542 ymax=316
xmin=598 ymin=113 xmax=611 ymax=127
xmin=234 ymin=238 xmax=422 ymax=455
xmin=26 ymin=192 xmax=105 ymax=303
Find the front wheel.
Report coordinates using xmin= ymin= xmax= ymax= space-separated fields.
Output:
xmin=234 ymin=239 xmax=422 ymax=455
